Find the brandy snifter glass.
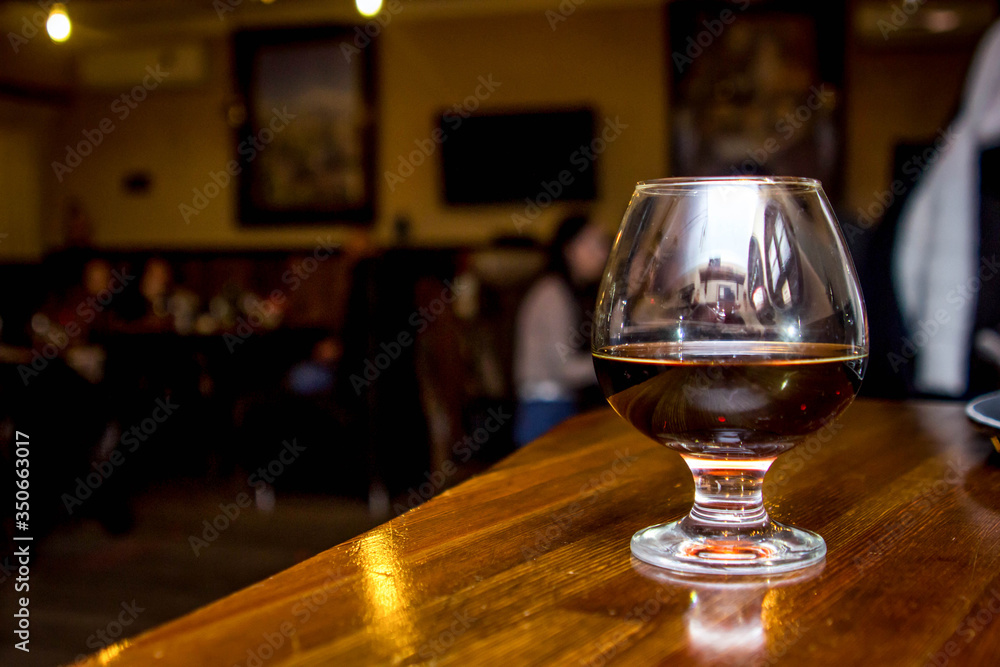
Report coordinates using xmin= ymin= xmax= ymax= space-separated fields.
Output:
xmin=593 ymin=177 xmax=867 ymax=575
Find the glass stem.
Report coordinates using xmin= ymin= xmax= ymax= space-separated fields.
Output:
xmin=680 ymin=455 xmax=774 ymax=531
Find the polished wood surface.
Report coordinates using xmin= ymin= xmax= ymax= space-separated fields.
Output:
xmin=82 ymin=399 xmax=1000 ymax=666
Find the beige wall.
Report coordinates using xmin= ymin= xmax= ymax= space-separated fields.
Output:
xmin=379 ymin=9 xmax=668 ymax=244
xmin=844 ymin=43 xmax=976 ymax=216
xmin=0 ymin=7 xmax=73 ymax=259
xmin=2 ymin=1 xmax=991 ymax=252
xmin=0 ymin=7 xmax=74 ymax=88
xmin=51 ymin=5 xmax=667 ymax=250
xmin=0 ymin=116 xmax=44 ymax=260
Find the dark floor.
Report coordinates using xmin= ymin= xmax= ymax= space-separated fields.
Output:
xmin=0 ymin=479 xmax=379 ymax=667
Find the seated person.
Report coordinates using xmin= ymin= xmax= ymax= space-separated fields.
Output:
xmin=513 ymin=215 xmax=609 ymax=446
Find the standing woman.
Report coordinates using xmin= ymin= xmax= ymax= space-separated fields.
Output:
xmin=514 ymin=215 xmax=610 ymax=446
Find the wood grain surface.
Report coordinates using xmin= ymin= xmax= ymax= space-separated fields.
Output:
xmin=78 ymin=399 xmax=1000 ymax=666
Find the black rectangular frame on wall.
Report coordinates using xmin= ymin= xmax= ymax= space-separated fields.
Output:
xmin=233 ymin=27 xmax=376 ymax=226
xmin=666 ymin=0 xmax=846 ymax=202
xmin=437 ymin=107 xmax=599 ymax=206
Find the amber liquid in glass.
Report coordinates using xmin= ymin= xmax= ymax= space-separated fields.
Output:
xmin=593 ymin=341 xmax=864 ymax=458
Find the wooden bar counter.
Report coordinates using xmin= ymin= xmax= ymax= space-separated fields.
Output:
xmin=82 ymin=399 xmax=1000 ymax=666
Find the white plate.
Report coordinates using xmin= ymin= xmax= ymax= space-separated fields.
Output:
xmin=966 ymin=390 xmax=1000 ymax=433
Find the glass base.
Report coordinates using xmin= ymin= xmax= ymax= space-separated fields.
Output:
xmin=631 ymin=518 xmax=826 ymax=575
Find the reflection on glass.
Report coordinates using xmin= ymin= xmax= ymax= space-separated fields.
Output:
xmin=608 ymin=182 xmax=841 ymax=339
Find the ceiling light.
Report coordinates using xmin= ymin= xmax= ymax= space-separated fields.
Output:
xmin=356 ymin=0 xmax=383 ymax=18
xmin=47 ymin=4 xmax=71 ymax=43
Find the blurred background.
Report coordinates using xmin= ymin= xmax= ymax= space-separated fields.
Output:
xmin=0 ymin=0 xmax=998 ymax=663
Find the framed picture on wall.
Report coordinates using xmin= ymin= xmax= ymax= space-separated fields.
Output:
xmin=667 ymin=1 xmax=845 ymax=202
xmin=234 ymin=27 xmax=375 ymax=226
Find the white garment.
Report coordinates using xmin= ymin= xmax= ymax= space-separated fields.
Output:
xmin=514 ymin=275 xmax=597 ymax=400
xmin=893 ymin=20 xmax=1000 ymax=396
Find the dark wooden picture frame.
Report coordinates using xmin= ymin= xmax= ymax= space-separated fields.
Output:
xmin=667 ymin=1 xmax=845 ymax=201
xmin=234 ymin=27 xmax=376 ymax=226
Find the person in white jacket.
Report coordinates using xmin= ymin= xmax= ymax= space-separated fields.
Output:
xmin=893 ymin=19 xmax=1000 ymax=396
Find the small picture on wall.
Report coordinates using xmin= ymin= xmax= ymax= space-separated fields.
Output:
xmin=234 ymin=27 xmax=375 ymax=225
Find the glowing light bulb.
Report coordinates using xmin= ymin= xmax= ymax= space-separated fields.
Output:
xmin=47 ymin=4 xmax=71 ymax=42
xmin=356 ymin=0 xmax=383 ymax=18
